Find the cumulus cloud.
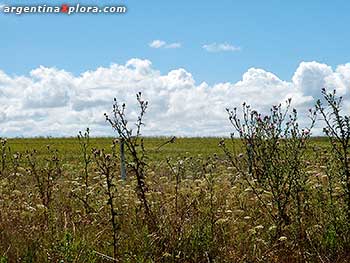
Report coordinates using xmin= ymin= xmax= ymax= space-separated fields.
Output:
xmin=203 ymin=42 xmax=241 ymax=52
xmin=0 ymin=60 xmax=349 ymax=137
xmin=149 ymin=40 xmax=182 ymax=49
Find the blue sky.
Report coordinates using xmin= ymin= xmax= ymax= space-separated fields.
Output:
xmin=1 ymin=0 xmax=350 ymax=84
xmin=1 ymin=0 xmax=350 ymax=137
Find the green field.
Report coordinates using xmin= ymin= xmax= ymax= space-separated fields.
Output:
xmin=7 ymin=137 xmax=224 ymax=160
xmin=1 ymin=135 xmax=349 ymax=263
xmin=6 ymin=136 xmax=330 ymax=160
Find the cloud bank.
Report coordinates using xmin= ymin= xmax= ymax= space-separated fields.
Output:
xmin=0 ymin=59 xmax=350 ymax=137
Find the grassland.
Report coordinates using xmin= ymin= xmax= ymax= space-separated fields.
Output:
xmin=6 ymin=137 xmax=224 ymax=161
xmin=5 ymin=136 xmax=330 ymax=160
xmin=2 ymin=134 xmax=349 ymax=263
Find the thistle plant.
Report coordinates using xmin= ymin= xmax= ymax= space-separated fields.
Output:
xmin=221 ymin=100 xmax=316 ymax=238
xmin=0 ymin=138 xmax=8 ymax=177
xmin=92 ymin=147 xmax=120 ymax=262
xmin=104 ymin=92 xmax=155 ymax=230
xmin=25 ymin=146 xmax=62 ymax=229
xmin=316 ymin=88 xmax=350 ymax=243
xmin=77 ymin=128 xmax=93 ymax=214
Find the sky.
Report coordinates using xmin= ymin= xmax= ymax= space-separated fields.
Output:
xmin=0 ymin=0 xmax=350 ymax=137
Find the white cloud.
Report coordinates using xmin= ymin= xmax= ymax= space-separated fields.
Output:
xmin=149 ymin=40 xmax=182 ymax=49
xmin=149 ymin=40 xmax=166 ymax=48
xmin=0 ymin=60 xmax=349 ymax=137
xmin=203 ymin=42 xmax=241 ymax=52
xmin=165 ymin=43 xmax=182 ymax=49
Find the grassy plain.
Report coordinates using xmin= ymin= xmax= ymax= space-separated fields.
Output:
xmin=1 ymin=136 xmax=348 ymax=263
xmin=6 ymin=136 xmax=329 ymax=160
xmin=7 ymin=137 xmax=226 ymax=161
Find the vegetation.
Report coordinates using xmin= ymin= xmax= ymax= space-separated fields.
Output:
xmin=0 ymin=90 xmax=350 ymax=262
